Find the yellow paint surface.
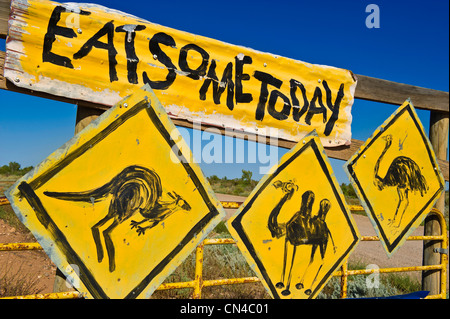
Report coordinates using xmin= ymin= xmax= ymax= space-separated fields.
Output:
xmin=6 ymin=85 xmax=225 ymax=299
xmin=5 ymin=0 xmax=356 ymax=147
xmin=345 ymin=100 xmax=445 ymax=256
xmin=227 ymin=132 xmax=360 ymax=299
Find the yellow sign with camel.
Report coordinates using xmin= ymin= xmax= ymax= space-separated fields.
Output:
xmin=344 ymin=100 xmax=445 ymax=256
xmin=5 ymin=85 xmax=225 ymax=299
xmin=227 ymin=131 xmax=360 ymax=299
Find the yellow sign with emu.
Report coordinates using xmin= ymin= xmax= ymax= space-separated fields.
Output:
xmin=227 ymin=131 xmax=360 ymax=299
xmin=6 ymin=85 xmax=225 ymax=298
xmin=345 ymin=100 xmax=445 ymax=256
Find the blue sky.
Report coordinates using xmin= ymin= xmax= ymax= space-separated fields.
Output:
xmin=0 ymin=0 xmax=448 ymax=184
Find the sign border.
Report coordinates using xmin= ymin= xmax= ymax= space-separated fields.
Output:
xmin=11 ymin=93 xmax=221 ymax=299
xmin=230 ymin=135 xmax=360 ymax=299
xmin=345 ymin=101 xmax=445 ymax=255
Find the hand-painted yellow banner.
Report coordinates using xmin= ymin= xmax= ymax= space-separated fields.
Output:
xmin=5 ymin=0 xmax=357 ymax=147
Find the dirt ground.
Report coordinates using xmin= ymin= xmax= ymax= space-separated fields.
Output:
xmin=0 ymin=219 xmax=57 ymax=295
xmin=0 ymin=194 xmax=448 ymax=297
xmin=350 ymin=214 xmax=448 ymax=289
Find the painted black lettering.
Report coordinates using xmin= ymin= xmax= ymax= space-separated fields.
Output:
xmin=268 ymin=90 xmax=291 ymax=120
xmin=143 ymin=32 xmax=177 ymax=90
xmin=253 ymin=71 xmax=282 ymax=121
xmin=73 ymin=21 xmax=118 ymax=82
xmin=235 ymin=55 xmax=253 ymax=103
xmin=322 ymin=81 xmax=345 ymax=136
xmin=179 ymin=44 xmax=209 ymax=80
xmin=304 ymin=86 xmax=327 ymax=125
xmin=290 ymin=79 xmax=309 ymax=122
xmin=116 ymin=25 xmax=146 ymax=84
xmin=199 ymin=60 xmax=234 ymax=110
xmin=42 ymin=6 xmax=90 ymax=68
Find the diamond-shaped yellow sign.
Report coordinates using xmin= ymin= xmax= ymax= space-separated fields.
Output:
xmin=6 ymin=85 xmax=225 ymax=299
xmin=344 ymin=100 xmax=445 ymax=256
xmin=227 ymin=132 xmax=360 ymax=299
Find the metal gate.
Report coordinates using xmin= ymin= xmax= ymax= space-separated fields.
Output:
xmin=1 ymin=198 xmax=447 ymax=299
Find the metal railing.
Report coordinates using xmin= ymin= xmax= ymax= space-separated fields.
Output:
xmin=1 ymin=197 xmax=447 ymax=299
xmin=338 ymin=208 xmax=448 ymax=299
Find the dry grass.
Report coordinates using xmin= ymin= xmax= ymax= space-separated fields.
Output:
xmin=0 ymin=175 xmax=18 ymax=197
xmin=0 ymin=205 xmax=30 ymax=234
xmin=151 ymin=224 xmax=269 ymax=299
xmin=0 ymin=262 xmax=44 ymax=297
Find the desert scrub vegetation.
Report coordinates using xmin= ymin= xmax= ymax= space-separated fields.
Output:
xmin=0 ymin=205 xmax=30 ymax=234
xmin=0 ymin=262 xmax=44 ymax=297
xmin=152 ymin=222 xmax=423 ymax=299
xmin=0 ymin=162 xmax=33 ymax=197
xmin=0 ymin=207 xmax=42 ymax=298
xmin=207 ymin=170 xmax=257 ymax=197
xmin=151 ymin=221 xmax=270 ymax=299
xmin=0 ymin=162 xmax=33 ymax=177
xmin=317 ymin=260 xmax=421 ymax=299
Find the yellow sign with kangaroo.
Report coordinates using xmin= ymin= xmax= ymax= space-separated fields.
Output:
xmin=4 ymin=0 xmax=357 ymax=147
xmin=5 ymin=85 xmax=225 ymax=299
xmin=227 ymin=131 xmax=360 ymax=299
xmin=344 ymin=100 xmax=445 ymax=256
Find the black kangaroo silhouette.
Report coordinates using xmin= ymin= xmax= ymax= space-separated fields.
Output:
xmin=268 ymin=180 xmax=336 ymax=296
xmin=44 ymin=165 xmax=191 ymax=272
xmin=374 ymin=134 xmax=428 ymax=228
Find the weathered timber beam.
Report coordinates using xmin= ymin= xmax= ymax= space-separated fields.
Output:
xmin=355 ymin=74 xmax=449 ymax=113
xmin=0 ymin=0 xmax=9 ymax=39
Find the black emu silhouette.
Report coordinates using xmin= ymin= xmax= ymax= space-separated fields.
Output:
xmin=44 ymin=165 xmax=191 ymax=272
xmin=374 ymin=134 xmax=428 ymax=228
xmin=268 ymin=181 xmax=336 ymax=296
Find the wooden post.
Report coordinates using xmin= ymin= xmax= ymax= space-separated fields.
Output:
xmin=52 ymin=104 xmax=104 ymax=294
xmin=422 ymin=111 xmax=449 ymax=295
xmin=74 ymin=104 xmax=105 ymax=134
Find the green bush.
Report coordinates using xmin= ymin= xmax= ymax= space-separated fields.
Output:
xmin=318 ymin=275 xmax=398 ymax=299
xmin=0 ymin=162 xmax=33 ymax=176
xmin=340 ymin=183 xmax=357 ymax=198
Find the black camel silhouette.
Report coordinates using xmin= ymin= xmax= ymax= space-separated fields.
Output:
xmin=44 ymin=165 xmax=191 ymax=272
xmin=268 ymin=181 xmax=336 ymax=296
xmin=374 ymin=134 xmax=428 ymax=228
